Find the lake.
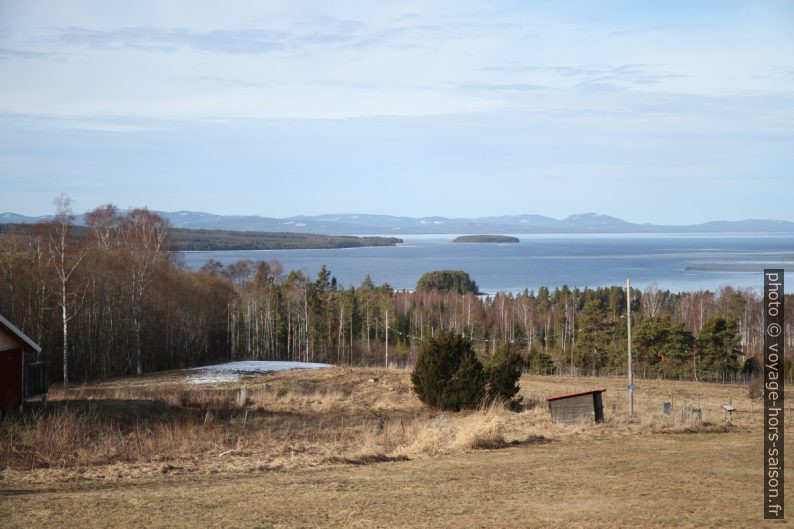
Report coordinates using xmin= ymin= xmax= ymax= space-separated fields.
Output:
xmin=177 ymin=233 xmax=794 ymax=294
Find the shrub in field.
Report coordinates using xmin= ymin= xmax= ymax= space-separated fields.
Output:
xmin=411 ymin=332 xmax=485 ymax=411
xmin=747 ymin=377 xmax=763 ymax=400
xmin=485 ymin=344 xmax=523 ymax=402
xmin=741 ymin=356 xmax=760 ymax=378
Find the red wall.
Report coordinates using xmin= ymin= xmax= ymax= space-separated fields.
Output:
xmin=0 ymin=348 xmax=23 ymax=411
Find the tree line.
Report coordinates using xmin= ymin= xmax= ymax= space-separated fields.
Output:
xmin=0 ymin=223 xmax=402 ymax=251
xmin=0 ymin=197 xmax=790 ymax=385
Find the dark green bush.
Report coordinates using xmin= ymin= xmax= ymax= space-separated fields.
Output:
xmin=411 ymin=332 xmax=485 ymax=411
xmin=485 ymin=344 xmax=523 ymax=402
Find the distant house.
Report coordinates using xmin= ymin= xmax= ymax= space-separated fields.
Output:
xmin=0 ymin=314 xmax=47 ymax=415
xmin=546 ymin=388 xmax=606 ymax=424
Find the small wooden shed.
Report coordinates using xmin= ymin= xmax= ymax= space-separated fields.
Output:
xmin=0 ymin=313 xmax=47 ymax=414
xmin=547 ymin=388 xmax=606 ymax=424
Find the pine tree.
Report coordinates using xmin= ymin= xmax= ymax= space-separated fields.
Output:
xmin=411 ymin=331 xmax=485 ymax=410
xmin=696 ymin=317 xmax=741 ymax=379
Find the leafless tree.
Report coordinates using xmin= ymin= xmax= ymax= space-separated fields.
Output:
xmin=517 ymin=291 xmax=535 ymax=354
xmin=85 ymin=204 xmax=121 ymax=250
xmin=641 ymin=284 xmax=664 ymax=318
xmin=120 ymin=208 xmax=168 ymax=375
xmin=46 ymin=194 xmax=86 ymax=388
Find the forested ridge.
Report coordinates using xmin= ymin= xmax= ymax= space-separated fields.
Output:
xmin=452 ymin=235 xmax=519 ymax=243
xmin=169 ymin=228 xmax=401 ymax=251
xmin=0 ymin=223 xmax=402 ymax=251
xmin=1 ymin=200 xmax=790 ymax=385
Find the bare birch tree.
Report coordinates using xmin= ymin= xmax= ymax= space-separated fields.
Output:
xmin=47 ymin=194 xmax=86 ymax=388
xmin=641 ymin=284 xmax=664 ymax=318
xmin=120 ymin=208 xmax=168 ymax=375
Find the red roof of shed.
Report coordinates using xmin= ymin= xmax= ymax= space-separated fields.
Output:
xmin=546 ymin=388 xmax=606 ymax=402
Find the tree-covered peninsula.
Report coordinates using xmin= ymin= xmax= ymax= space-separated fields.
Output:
xmin=452 ymin=235 xmax=519 ymax=243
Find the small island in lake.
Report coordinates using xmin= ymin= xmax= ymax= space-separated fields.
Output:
xmin=452 ymin=234 xmax=520 ymax=244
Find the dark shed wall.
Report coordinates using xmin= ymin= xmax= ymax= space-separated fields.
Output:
xmin=593 ymin=392 xmax=604 ymax=423
xmin=550 ymin=393 xmax=601 ymax=423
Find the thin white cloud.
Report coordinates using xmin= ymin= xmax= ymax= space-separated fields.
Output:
xmin=0 ymin=1 xmax=792 ymax=221
xmin=0 ymin=3 xmax=791 ymax=119
xmin=0 ymin=47 xmax=54 ymax=59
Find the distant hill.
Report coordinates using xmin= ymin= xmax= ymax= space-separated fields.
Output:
xmin=3 ymin=210 xmax=794 ymax=235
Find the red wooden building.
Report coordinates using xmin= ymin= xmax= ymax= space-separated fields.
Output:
xmin=0 ymin=313 xmax=47 ymax=415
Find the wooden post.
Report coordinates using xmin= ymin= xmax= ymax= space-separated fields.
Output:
xmin=627 ymin=279 xmax=634 ymax=416
xmin=670 ymin=388 xmax=674 ymax=415
xmin=571 ymin=290 xmax=576 ymax=375
xmin=385 ymin=310 xmax=389 ymax=369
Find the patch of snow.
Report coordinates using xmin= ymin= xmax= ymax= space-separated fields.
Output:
xmin=187 ymin=360 xmax=332 ymax=384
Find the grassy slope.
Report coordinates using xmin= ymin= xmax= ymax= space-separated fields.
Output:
xmin=1 ymin=369 xmax=788 ymax=528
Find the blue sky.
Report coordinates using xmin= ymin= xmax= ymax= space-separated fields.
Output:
xmin=1 ymin=1 xmax=792 ymax=223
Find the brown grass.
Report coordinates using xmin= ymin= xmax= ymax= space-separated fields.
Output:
xmin=0 ymin=367 xmax=785 ymax=528
xmin=1 ymin=430 xmax=786 ymax=529
xmin=0 ymin=367 xmax=766 ymax=483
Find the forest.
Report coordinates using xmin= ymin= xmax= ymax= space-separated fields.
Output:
xmin=0 ymin=200 xmax=791 ymax=385
xmin=0 ymin=223 xmax=402 ymax=251
xmin=167 ymin=228 xmax=402 ymax=251
xmin=452 ymin=235 xmax=519 ymax=243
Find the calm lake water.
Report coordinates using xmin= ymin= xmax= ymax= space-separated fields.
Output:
xmin=177 ymin=233 xmax=794 ymax=294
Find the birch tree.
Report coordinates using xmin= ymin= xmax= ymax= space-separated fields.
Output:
xmin=47 ymin=194 xmax=86 ymax=388
xmin=121 ymin=208 xmax=168 ymax=375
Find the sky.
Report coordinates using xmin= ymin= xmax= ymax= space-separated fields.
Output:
xmin=1 ymin=1 xmax=793 ymax=223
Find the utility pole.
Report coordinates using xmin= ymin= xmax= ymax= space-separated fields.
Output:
xmin=627 ymin=278 xmax=634 ymax=416
xmin=385 ymin=310 xmax=389 ymax=369
xmin=570 ymin=290 xmax=576 ymax=376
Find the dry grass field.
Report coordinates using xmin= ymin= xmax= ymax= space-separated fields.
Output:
xmin=1 ymin=366 xmax=790 ymax=528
